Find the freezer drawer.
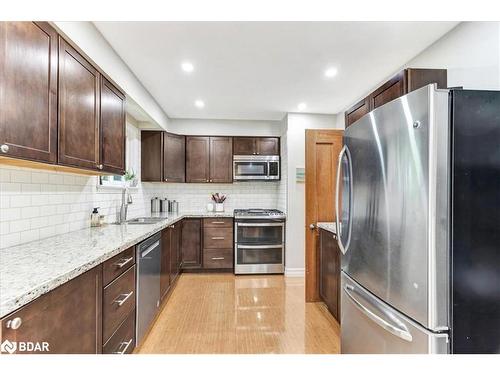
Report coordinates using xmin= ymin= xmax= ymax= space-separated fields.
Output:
xmin=341 ymin=272 xmax=449 ymax=354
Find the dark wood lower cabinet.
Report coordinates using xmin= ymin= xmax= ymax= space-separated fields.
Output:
xmin=0 ymin=266 xmax=103 ymax=354
xmin=160 ymin=227 xmax=172 ymax=299
xmin=181 ymin=219 xmax=202 ymax=269
xmin=319 ymin=229 xmax=340 ymax=322
xmin=169 ymin=223 xmax=181 ymax=284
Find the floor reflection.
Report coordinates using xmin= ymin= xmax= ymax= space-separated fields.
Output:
xmin=137 ymin=273 xmax=340 ymax=354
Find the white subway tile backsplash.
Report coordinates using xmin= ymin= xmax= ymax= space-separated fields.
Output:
xmin=21 ymin=206 xmax=40 ymax=219
xmin=10 ymin=170 xmax=31 ymax=184
xmin=0 ymin=207 xmax=21 ymax=222
xmin=10 ymin=219 xmax=30 ymax=233
xmin=10 ymin=195 xmax=31 ymax=208
xmin=31 ymin=172 xmax=49 ymax=184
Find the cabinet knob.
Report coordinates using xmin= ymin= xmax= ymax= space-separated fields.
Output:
xmin=0 ymin=144 xmax=9 ymax=153
xmin=98 ymin=164 xmax=103 ymax=170
xmin=6 ymin=317 xmax=22 ymax=330
xmin=165 ymin=178 xmax=168 ymax=182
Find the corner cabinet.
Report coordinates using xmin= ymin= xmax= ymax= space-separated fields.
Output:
xmin=186 ymin=136 xmax=232 ymax=183
xmin=345 ymin=68 xmax=447 ymax=127
xmin=0 ymin=22 xmax=58 ymax=164
xmin=0 ymin=22 xmax=126 ymax=175
xmin=0 ymin=266 xmax=103 ymax=354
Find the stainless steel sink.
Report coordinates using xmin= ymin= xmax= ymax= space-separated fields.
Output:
xmin=125 ymin=217 xmax=165 ymax=225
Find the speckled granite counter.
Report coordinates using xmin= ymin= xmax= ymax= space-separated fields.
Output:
xmin=0 ymin=211 xmax=233 ymax=317
xmin=317 ymin=222 xmax=337 ymax=235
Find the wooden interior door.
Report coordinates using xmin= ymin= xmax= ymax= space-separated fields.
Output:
xmin=305 ymin=129 xmax=343 ymax=302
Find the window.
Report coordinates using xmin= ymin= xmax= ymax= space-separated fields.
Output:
xmin=98 ymin=122 xmax=140 ymax=189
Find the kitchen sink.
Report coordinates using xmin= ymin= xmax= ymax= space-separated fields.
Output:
xmin=125 ymin=217 xmax=165 ymax=225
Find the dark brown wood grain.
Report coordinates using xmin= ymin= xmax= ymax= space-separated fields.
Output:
xmin=369 ymin=70 xmax=406 ymax=110
xmin=209 ymin=136 xmax=233 ymax=183
xmin=58 ymin=36 xmax=100 ymax=170
xmin=141 ymin=131 xmax=163 ymax=182
xmin=233 ymin=137 xmax=280 ymax=155
xmin=203 ymin=218 xmax=233 ymax=228
xmin=163 ymin=132 xmax=185 ymax=182
xmin=0 ymin=265 xmax=103 ymax=354
xmin=180 ymin=218 xmax=202 ymax=269
xmin=102 ymin=309 xmax=135 ymax=354
xmin=202 ymin=248 xmax=233 ymax=269
xmin=102 ymin=246 xmax=135 ymax=286
xmin=186 ymin=136 xmax=210 ymax=183
xmin=203 ymin=227 xmax=233 ymax=249
xmin=102 ymin=265 xmax=135 ymax=343
xmin=0 ymin=22 xmax=58 ymax=163
xmin=406 ymin=68 xmax=447 ymax=92
xmin=233 ymin=137 xmax=257 ymax=155
xmin=160 ymin=227 xmax=171 ymax=299
xmin=319 ymin=229 xmax=341 ymax=322
xmin=345 ymin=97 xmax=370 ymax=128
xmin=100 ymin=77 xmax=126 ymax=175
xmin=169 ymin=223 xmax=181 ymax=284
xmin=257 ymin=137 xmax=279 ymax=155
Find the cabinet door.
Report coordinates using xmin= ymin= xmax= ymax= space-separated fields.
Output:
xmin=181 ymin=218 xmax=202 ymax=269
xmin=163 ymin=132 xmax=185 ymax=182
xmin=369 ymin=71 xmax=405 ymax=110
xmin=233 ymin=137 xmax=256 ymax=155
xmin=169 ymin=224 xmax=181 ymax=283
xmin=0 ymin=266 xmax=102 ymax=354
xmin=58 ymin=37 xmax=100 ymax=170
xmin=141 ymin=131 xmax=163 ymax=182
xmin=257 ymin=137 xmax=279 ymax=155
xmin=160 ymin=228 xmax=171 ymax=299
xmin=345 ymin=97 xmax=370 ymax=128
xmin=319 ymin=229 xmax=340 ymax=321
xmin=0 ymin=22 xmax=57 ymax=163
xmin=100 ymin=77 xmax=126 ymax=175
xmin=209 ymin=136 xmax=233 ymax=183
xmin=406 ymin=68 xmax=447 ymax=92
xmin=186 ymin=136 xmax=210 ymax=183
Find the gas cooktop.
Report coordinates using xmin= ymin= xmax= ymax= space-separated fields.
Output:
xmin=233 ymin=208 xmax=286 ymax=220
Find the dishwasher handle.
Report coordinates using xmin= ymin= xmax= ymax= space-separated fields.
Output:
xmin=140 ymin=240 xmax=160 ymax=258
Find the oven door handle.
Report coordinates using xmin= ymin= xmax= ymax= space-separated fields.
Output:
xmin=237 ymin=244 xmax=284 ymax=249
xmin=236 ymin=222 xmax=284 ymax=227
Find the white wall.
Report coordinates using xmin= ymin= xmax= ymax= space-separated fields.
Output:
xmin=167 ymin=118 xmax=282 ymax=136
xmin=284 ymin=113 xmax=341 ymax=274
xmin=406 ymin=22 xmax=500 ymax=90
xmin=53 ymin=22 xmax=170 ymax=130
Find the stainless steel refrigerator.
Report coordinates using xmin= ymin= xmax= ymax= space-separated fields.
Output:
xmin=336 ymin=84 xmax=500 ymax=354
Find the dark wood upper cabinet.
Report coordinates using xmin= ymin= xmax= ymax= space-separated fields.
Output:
xmin=233 ymin=137 xmax=256 ymax=155
xmin=233 ymin=137 xmax=280 ymax=156
xmin=160 ymin=227 xmax=171 ymax=300
xmin=163 ymin=132 xmax=185 ymax=182
xmin=141 ymin=131 xmax=163 ymax=182
xmin=345 ymin=68 xmax=447 ymax=128
xmin=209 ymin=137 xmax=232 ymax=183
xmin=180 ymin=218 xmax=202 ymax=269
xmin=0 ymin=265 xmax=103 ymax=354
xmin=100 ymin=77 xmax=126 ymax=175
xmin=58 ymin=37 xmax=100 ymax=170
xmin=186 ymin=136 xmax=210 ymax=183
xmin=0 ymin=22 xmax=58 ymax=163
xmin=319 ymin=229 xmax=340 ymax=322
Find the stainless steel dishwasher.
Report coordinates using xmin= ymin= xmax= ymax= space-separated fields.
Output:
xmin=135 ymin=232 xmax=161 ymax=345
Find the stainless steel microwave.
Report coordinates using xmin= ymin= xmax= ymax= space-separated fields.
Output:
xmin=233 ymin=155 xmax=280 ymax=181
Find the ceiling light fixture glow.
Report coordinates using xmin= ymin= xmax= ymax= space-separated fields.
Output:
xmin=297 ymin=102 xmax=307 ymax=111
xmin=181 ymin=62 xmax=194 ymax=73
xmin=324 ymin=67 xmax=338 ymax=78
xmin=195 ymin=100 xmax=205 ymax=108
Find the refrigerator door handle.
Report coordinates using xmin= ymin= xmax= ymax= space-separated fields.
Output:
xmin=344 ymin=285 xmax=413 ymax=342
xmin=335 ymin=145 xmax=352 ymax=254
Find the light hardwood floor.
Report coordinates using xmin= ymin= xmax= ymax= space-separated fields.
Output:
xmin=136 ymin=273 xmax=341 ymax=354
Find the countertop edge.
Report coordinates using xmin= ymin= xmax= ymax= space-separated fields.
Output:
xmin=317 ymin=222 xmax=337 ymax=235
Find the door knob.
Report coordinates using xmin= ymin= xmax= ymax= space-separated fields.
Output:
xmin=309 ymin=223 xmax=316 ymax=230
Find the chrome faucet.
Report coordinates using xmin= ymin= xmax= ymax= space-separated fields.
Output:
xmin=118 ymin=187 xmax=133 ymax=224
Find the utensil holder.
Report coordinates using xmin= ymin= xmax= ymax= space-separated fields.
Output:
xmin=215 ymin=203 xmax=224 ymax=212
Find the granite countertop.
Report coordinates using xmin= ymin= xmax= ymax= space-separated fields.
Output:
xmin=0 ymin=210 xmax=234 ymax=318
xmin=317 ymin=222 xmax=337 ymax=235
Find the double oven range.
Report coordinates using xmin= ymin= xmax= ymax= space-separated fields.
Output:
xmin=233 ymin=209 xmax=286 ymax=274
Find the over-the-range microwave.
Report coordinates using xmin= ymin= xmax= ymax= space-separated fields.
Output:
xmin=233 ymin=155 xmax=280 ymax=181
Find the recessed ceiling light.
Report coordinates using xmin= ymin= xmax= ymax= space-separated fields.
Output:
xmin=181 ymin=62 xmax=194 ymax=73
xmin=298 ymin=102 xmax=307 ymax=111
xmin=195 ymin=100 xmax=205 ymax=108
xmin=324 ymin=67 xmax=338 ymax=78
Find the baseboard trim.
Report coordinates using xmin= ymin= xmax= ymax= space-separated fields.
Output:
xmin=285 ymin=267 xmax=305 ymax=277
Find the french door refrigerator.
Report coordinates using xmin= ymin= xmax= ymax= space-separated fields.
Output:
xmin=336 ymin=84 xmax=500 ymax=354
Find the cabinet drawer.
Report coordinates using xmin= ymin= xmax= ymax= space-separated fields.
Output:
xmin=203 ymin=227 xmax=233 ymax=248
xmin=103 ymin=265 xmax=136 ymax=342
xmin=103 ymin=309 xmax=136 ymax=354
xmin=103 ymin=246 xmax=135 ymax=286
xmin=203 ymin=248 xmax=233 ymax=269
xmin=203 ymin=218 xmax=233 ymax=228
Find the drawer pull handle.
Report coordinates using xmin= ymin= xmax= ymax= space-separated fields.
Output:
xmin=211 ymin=257 xmax=225 ymax=260
xmin=212 ymin=237 xmax=225 ymax=240
xmin=113 ymin=291 xmax=134 ymax=306
xmin=211 ymin=221 xmax=225 ymax=224
xmin=113 ymin=339 xmax=133 ymax=354
xmin=6 ymin=317 xmax=22 ymax=330
xmin=114 ymin=257 xmax=133 ymax=269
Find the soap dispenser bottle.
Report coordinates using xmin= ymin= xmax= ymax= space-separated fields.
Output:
xmin=91 ymin=207 xmax=100 ymax=227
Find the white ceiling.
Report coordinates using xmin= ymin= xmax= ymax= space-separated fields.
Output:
xmin=95 ymin=22 xmax=458 ymax=121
